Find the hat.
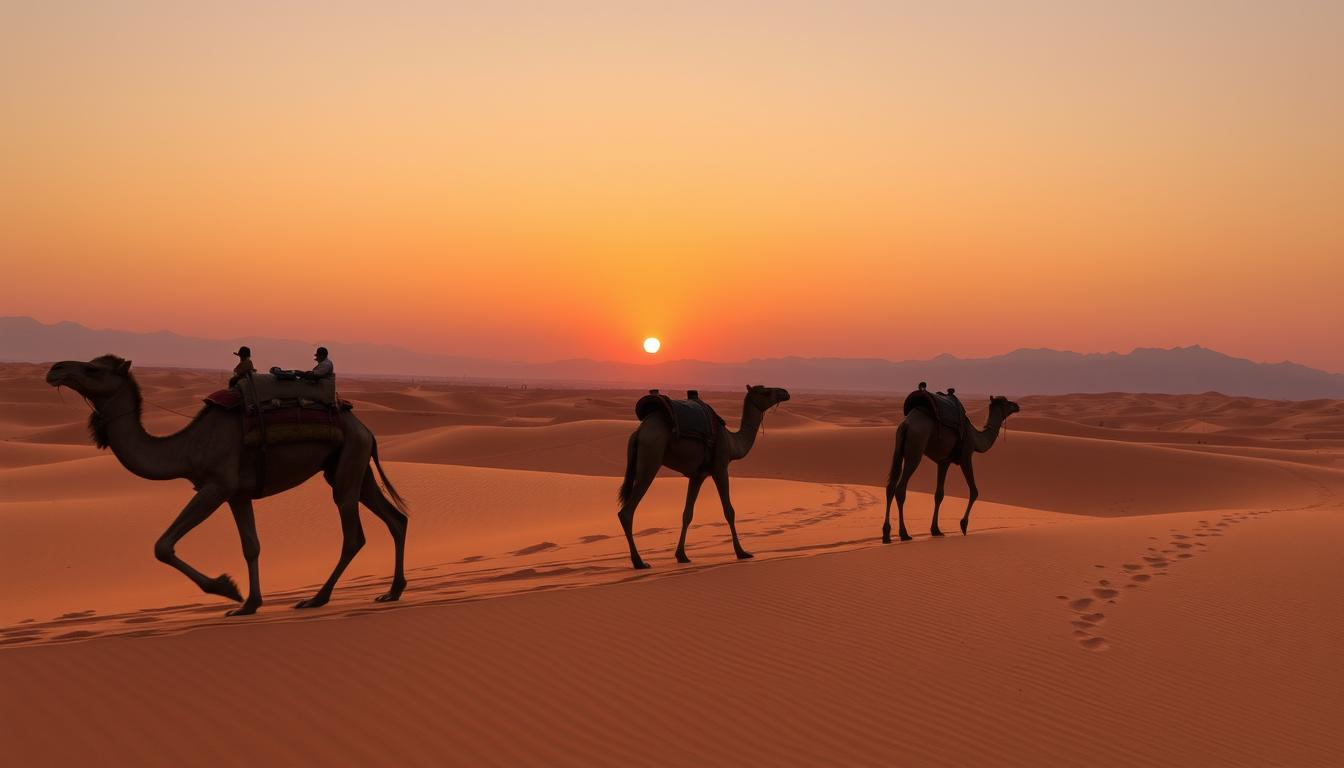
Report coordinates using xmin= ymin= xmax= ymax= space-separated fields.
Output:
xmin=233 ymin=346 xmax=251 ymax=357
xmin=315 ymin=346 xmax=328 ymax=357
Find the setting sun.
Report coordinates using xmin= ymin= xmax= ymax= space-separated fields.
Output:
xmin=643 ymin=337 xmax=661 ymax=354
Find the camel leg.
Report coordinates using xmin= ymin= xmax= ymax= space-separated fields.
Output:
xmin=894 ymin=453 xmax=921 ymax=542
xmin=618 ymin=463 xmax=659 ymax=570
xmin=154 ymin=485 xmax=242 ymax=602
xmin=361 ymin=467 xmax=408 ymax=602
xmin=225 ymin=497 xmax=262 ymax=616
xmin=930 ymin=462 xmax=949 ymax=537
xmin=297 ymin=499 xmax=365 ymax=609
xmin=674 ymin=475 xmax=706 ymax=564
xmin=959 ymin=462 xmax=979 ymax=536
xmin=883 ymin=424 xmax=906 ymax=544
xmin=711 ymin=468 xmax=753 ymax=560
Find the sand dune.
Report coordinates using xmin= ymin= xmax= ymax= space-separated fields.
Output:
xmin=2 ymin=364 xmax=1342 ymax=765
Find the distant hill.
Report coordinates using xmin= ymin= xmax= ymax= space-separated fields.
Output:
xmin=4 ymin=316 xmax=1342 ymax=399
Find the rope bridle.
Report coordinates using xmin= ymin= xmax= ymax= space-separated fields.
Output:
xmin=58 ymin=371 xmax=195 ymax=429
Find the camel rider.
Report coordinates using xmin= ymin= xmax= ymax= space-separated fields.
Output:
xmin=229 ymin=346 xmax=255 ymax=388
xmin=300 ymin=347 xmax=333 ymax=382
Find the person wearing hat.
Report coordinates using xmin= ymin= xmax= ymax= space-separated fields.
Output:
xmin=228 ymin=346 xmax=255 ymax=387
xmin=299 ymin=346 xmax=333 ymax=381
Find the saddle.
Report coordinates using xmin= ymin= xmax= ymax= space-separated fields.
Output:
xmin=902 ymin=382 xmax=968 ymax=432
xmin=239 ymin=373 xmax=337 ymax=408
xmin=635 ymin=390 xmax=725 ymax=444
xmin=204 ymin=374 xmax=351 ymax=448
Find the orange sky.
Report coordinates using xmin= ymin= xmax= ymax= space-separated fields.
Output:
xmin=3 ymin=3 xmax=1342 ymax=370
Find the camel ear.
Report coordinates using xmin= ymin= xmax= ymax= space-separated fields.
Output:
xmin=117 ymin=360 xmax=132 ymax=375
xmin=746 ymin=385 xmax=751 ymax=392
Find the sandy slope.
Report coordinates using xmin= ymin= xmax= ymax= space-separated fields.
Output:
xmin=2 ymin=364 xmax=1343 ymax=765
xmin=2 ymin=506 xmax=1339 ymax=766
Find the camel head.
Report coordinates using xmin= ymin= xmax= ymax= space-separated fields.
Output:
xmin=745 ymin=384 xmax=791 ymax=411
xmin=47 ymin=356 xmax=142 ymax=449
xmin=989 ymin=395 xmax=1020 ymax=418
xmin=46 ymin=355 xmax=134 ymax=401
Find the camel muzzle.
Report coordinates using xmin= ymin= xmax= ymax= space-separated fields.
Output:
xmin=45 ymin=364 xmax=70 ymax=386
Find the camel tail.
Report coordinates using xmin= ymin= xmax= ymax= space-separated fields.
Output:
xmin=887 ymin=421 xmax=908 ymax=489
xmin=371 ymin=437 xmax=410 ymax=516
xmin=617 ymin=431 xmax=638 ymax=507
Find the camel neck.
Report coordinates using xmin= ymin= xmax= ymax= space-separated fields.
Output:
xmin=970 ymin=408 xmax=1006 ymax=453
xmin=98 ymin=387 xmax=193 ymax=481
xmin=728 ymin=398 xmax=765 ymax=460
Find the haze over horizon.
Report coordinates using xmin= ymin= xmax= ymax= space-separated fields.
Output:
xmin=5 ymin=2 xmax=1342 ymax=369
xmin=6 ymin=314 xmax=1338 ymax=372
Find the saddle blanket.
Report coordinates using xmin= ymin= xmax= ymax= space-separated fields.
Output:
xmin=902 ymin=387 xmax=967 ymax=431
xmin=635 ymin=392 xmax=724 ymax=443
xmin=242 ymin=405 xmax=345 ymax=448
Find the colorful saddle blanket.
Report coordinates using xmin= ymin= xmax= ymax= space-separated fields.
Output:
xmin=902 ymin=386 xmax=967 ymax=431
xmin=635 ymin=391 xmax=724 ymax=443
xmin=204 ymin=387 xmax=352 ymax=448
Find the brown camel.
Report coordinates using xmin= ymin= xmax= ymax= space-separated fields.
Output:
xmin=46 ymin=355 xmax=409 ymax=615
xmin=883 ymin=395 xmax=1020 ymax=543
xmin=617 ymin=385 xmax=790 ymax=569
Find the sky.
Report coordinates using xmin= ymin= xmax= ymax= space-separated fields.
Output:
xmin=3 ymin=2 xmax=1342 ymax=370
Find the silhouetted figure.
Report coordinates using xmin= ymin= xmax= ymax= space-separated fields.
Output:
xmin=269 ymin=347 xmax=333 ymax=382
xmin=883 ymin=386 xmax=1020 ymax=542
xmin=300 ymin=346 xmax=333 ymax=382
xmin=617 ymin=385 xmax=790 ymax=569
xmin=45 ymin=355 xmax=410 ymax=616
xmin=228 ymin=346 xmax=255 ymax=388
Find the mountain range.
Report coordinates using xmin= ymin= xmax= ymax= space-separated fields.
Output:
xmin=3 ymin=316 xmax=1341 ymax=399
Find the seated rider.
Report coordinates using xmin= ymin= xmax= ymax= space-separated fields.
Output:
xmin=269 ymin=347 xmax=333 ymax=382
xmin=229 ymin=346 xmax=255 ymax=387
xmin=300 ymin=347 xmax=333 ymax=381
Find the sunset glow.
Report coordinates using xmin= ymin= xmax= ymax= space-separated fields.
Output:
xmin=643 ymin=338 xmax=661 ymax=355
xmin=2 ymin=3 xmax=1341 ymax=369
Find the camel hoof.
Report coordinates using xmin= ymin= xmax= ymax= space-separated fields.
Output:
xmin=294 ymin=596 xmax=329 ymax=610
xmin=882 ymin=535 xmax=892 ymax=544
xmin=735 ymin=550 xmax=754 ymax=560
xmin=960 ymin=519 xmax=969 ymax=535
xmin=226 ymin=601 xmax=260 ymax=617
xmin=899 ymin=533 xmax=913 ymax=542
xmin=675 ymin=553 xmax=691 ymax=564
xmin=374 ymin=592 xmax=401 ymax=603
xmin=208 ymin=574 xmax=244 ymax=603
xmin=931 ymin=528 xmax=944 ymax=537
xmin=632 ymin=561 xmax=652 ymax=570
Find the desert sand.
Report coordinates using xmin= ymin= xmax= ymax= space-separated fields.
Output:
xmin=2 ymin=362 xmax=1342 ymax=765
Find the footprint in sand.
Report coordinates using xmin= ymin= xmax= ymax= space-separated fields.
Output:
xmin=1122 ymin=563 xmax=1144 ymax=571
xmin=511 ymin=541 xmax=558 ymax=556
xmin=1063 ymin=599 xmax=1111 ymax=651
xmin=1079 ymin=636 xmax=1109 ymax=652
xmin=1092 ymin=588 xmax=1119 ymax=599
xmin=1131 ymin=574 xmax=1151 ymax=582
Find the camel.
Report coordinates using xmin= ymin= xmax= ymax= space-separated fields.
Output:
xmin=45 ymin=355 xmax=409 ymax=616
xmin=882 ymin=395 xmax=1020 ymax=543
xmin=617 ymin=385 xmax=790 ymax=569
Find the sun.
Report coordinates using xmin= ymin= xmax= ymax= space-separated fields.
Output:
xmin=643 ymin=337 xmax=661 ymax=354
